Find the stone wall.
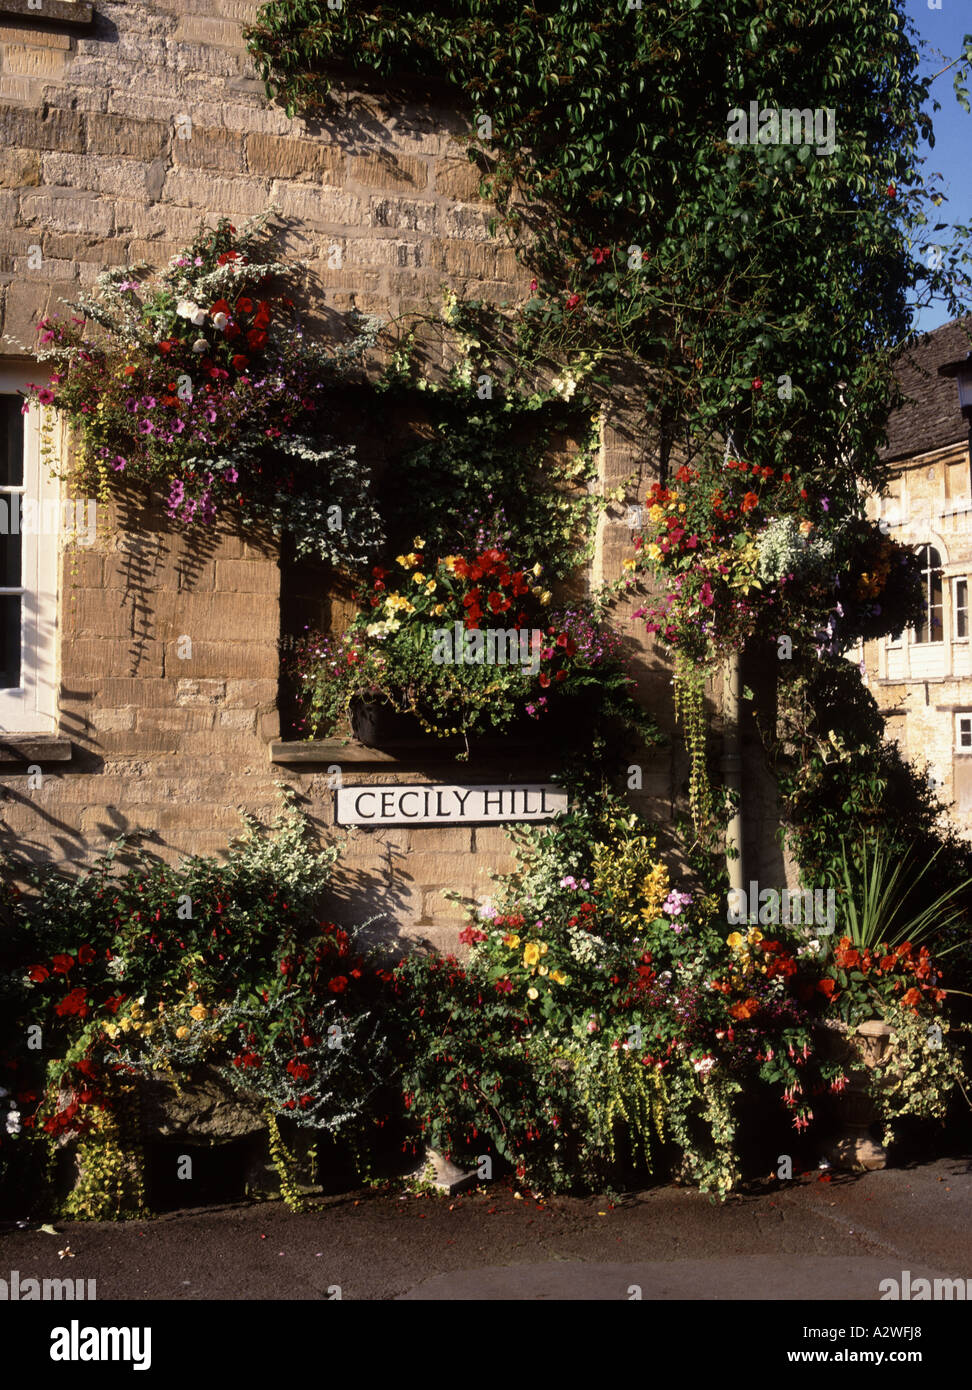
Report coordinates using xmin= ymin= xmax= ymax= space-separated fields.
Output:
xmin=0 ymin=0 xmax=780 ymax=948
xmin=862 ymin=439 xmax=972 ymax=840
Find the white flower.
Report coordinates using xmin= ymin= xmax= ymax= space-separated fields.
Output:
xmin=176 ymin=298 xmax=201 ymax=320
xmin=212 ymin=312 xmax=228 ymax=331
xmin=6 ymin=1107 xmax=21 ymax=1136
xmin=191 ymin=338 xmax=208 ymax=354
xmin=692 ymin=1055 xmax=716 ymax=1076
xmin=191 ymin=309 xmax=206 ymax=327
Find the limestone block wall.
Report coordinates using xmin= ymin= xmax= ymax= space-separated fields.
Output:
xmin=0 ymin=0 xmax=789 ymax=945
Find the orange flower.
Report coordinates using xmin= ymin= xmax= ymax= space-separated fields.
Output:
xmin=901 ymin=987 xmax=921 ymax=1009
xmin=729 ymin=998 xmax=758 ymax=1020
xmin=817 ymin=977 xmax=837 ymax=998
xmin=740 ymin=491 xmax=759 ymax=513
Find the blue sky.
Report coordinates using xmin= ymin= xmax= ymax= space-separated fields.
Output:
xmin=903 ymin=0 xmax=972 ymax=331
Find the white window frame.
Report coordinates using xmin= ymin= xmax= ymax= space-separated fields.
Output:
xmin=0 ymin=368 xmax=59 ymax=733
xmin=956 ymin=712 xmax=972 ymax=754
xmin=953 ymin=575 xmax=969 ymax=643
xmin=913 ymin=541 xmax=945 ymax=646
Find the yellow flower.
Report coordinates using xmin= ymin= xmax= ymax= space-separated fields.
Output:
xmin=539 ymin=591 xmax=552 ymax=606
xmin=538 ymin=965 xmax=548 ymax=977
xmin=532 ymin=562 xmax=543 ymax=577
xmin=505 ymin=934 xmax=521 ymax=949
xmin=189 ymin=1004 xmax=208 ymax=1021
xmin=550 ymin=970 xmax=566 ymax=984
xmin=104 ymin=1023 xmax=118 ymax=1039
xmin=622 ymin=558 xmax=636 ymax=571
xmin=678 ymin=504 xmax=686 ymax=514
xmin=442 ymin=555 xmax=460 ymax=573
xmin=412 ymin=572 xmax=426 ymax=585
xmin=727 ymin=932 xmax=744 ymax=950
xmin=646 ymin=542 xmax=662 ymax=561
xmin=433 ymin=603 xmax=446 ymax=616
xmin=649 ymin=504 xmax=664 ymax=524
xmin=413 ymin=537 xmax=425 ymax=548
xmin=425 ymin=580 xmax=437 ymax=593
xmin=539 ymin=943 xmax=548 ymax=955
xmin=175 ymin=1026 xmax=190 ymax=1040
xmin=523 ymin=943 xmax=541 ymax=967
xmin=527 ymin=987 xmax=539 ymax=1000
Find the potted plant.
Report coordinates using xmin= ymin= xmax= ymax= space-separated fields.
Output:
xmin=813 ymin=835 xmax=970 ymax=1168
xmin=288 ymin=539 xmax=654 ymax=756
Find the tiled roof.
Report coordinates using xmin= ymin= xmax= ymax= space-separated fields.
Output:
xmin=880 ymin=315 xmax=972 ymax=463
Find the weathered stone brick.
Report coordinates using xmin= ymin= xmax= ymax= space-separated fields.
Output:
xmin=246 ymin=132 xmax=343 ymax=183
xmin=162 ymin=640 xmax=277 ymax=680
xmin=213 ymin=559 xmax=277 ymax=593
xmin=350 ymin=152 xmax=429 ymax=192
xmin=0 ymin=104 xmax=83 ymax=153
xmin=435 ymin=157 xmax=487 ymax=202
xmin=171 ymin=126 xmax=244 ymax=172
xmin=161 ymin=169 xmax=270 ymax=214
xmin=20 ymin=189 xmax=114 ymax=237
xmin=2 ymin=45 xmax=70 ymax=79
xmin=369 ymin=197 xmax=437 ymax=234
xmin=0 ymin=148 xmax=41 ymax=188
xmin=87 ymin=112 xmax=170 ymax=161
xmin=173 ymin=16 xmax=246 ymax=48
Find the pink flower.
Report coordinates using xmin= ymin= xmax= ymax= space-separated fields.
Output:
xmin=36 ymin=388 xmax=55 ymax=405
xmin=699 ymin=580 xmax=713 ymax=608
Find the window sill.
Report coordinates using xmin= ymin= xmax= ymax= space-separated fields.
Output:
xmin=0 ymin=0 xmax=94 ymax=25
xmin=0 ymin=735 xmax=72 ymax=762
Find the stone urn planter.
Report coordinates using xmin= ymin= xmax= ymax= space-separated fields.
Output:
xmin=814 ymin=1018 xmax=897 ymax=1171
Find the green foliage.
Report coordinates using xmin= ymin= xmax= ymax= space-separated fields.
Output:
xmin=0 ymin=797 xmax=398 ymax=1214
xmin=247 ymin=0 xmax=972 ymax=508
xmin=838 ymin=835 xmax=972 ymax=955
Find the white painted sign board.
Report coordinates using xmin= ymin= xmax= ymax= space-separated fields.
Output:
xmin=335 ymin=783 xmax=568 ymax=826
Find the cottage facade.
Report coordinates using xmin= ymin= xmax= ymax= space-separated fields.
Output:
xmin=0 ymin=0 xmax=804 ymax=947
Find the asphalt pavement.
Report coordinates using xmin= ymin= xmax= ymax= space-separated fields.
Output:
xmin=2 ymin=1156 xmax=970 ymax=1301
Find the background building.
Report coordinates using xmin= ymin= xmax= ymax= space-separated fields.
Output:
xmin=863 ymin=315 xmax=972 ymax=831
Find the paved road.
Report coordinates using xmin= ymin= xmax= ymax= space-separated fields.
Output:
xmin=1 ymin=1157 xmax=969 ymax=1301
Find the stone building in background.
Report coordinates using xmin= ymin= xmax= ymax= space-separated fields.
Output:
xmin=862 ymin=315 xmax=972 ymax=834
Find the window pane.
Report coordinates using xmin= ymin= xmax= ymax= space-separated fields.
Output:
xmin=957 ymin=579 xmax=969 ymax=639
xmin=0 ymin=528 xmax=21 ymax=588
xmin=0 ymin=396 xmax=24 ymax=488
xmin=0 ymin=594 xmax=21 ymax=688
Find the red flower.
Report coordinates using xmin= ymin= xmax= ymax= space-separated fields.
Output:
xmin=52 ymin=954 xmax=74 ymax=975
xmin=887 ymin=183 xmax=896 ymax=198
xmin=591 ymin=246 xmax=610 ymax=264
xmin=328 ymin=976 xmax=348 ymax=994
xmin=751 ymin=377 xmax=763 ymax=390
xmin=247 ymin=329 xmax=268 ymax=350
xmin=55 ymin=987 xmax=89 ymax=1018
xmin=28 ymin=965 xmax=49 ymax=983
xmin=565 ymin=293 xmax=581 ymax=311
xmin=78 ymin=944 xmax=96 ymax=965
xmin=782 ymin=472 xmax=791 ymax=482
xmin=103 ymin=994 xmax=125 ymax=1015
xmin=210 ymin=298 xmax=230 ymax=316
xmin=158 ymin=340 xmax=175 ymax=355
xmin=740 ymin=491 xmax=759 ymax=513
xmin=816 ymin=978 xmax=837 ymax=998
xmin=538 ymin=673 xmax=551 ymax=688
xmin=231 ymin=354 xmax=249 ymax=371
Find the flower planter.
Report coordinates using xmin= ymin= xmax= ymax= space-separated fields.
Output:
xmin=814 ymin=1018 xmax=896 ymax=1171
xmin=348 ymin=695 xmax=581 ymax=749
xmin=349 ymin=697 xmax=428 ymax=747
